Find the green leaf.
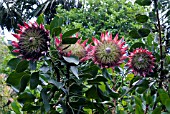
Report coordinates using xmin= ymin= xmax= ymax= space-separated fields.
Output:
xmin=17 ymin=92 xmax=36 ymax=104
xmin=63 ymin=56 xmax=79 ymax=65
xmin=128 ymin=103 xmax=133 ymax=112
xmin=138 ymin=28 xmax=150 ymax=37
xmin=16 ymin=60 xmax=29 ymax=73
xmin=30 ymin=72 xmax=39 ymax=89
xmin=85 ymin=86 xmax=99 ymax=99
xmin=135 ymin=96 xmax=142 ymax=106
xmin=152 ymin=107 xmax=161 ymax=114
xmin=11 ymin=101 xmax=21 ymax=114
xmin=135 ymin=104 xmax=144 ymax=114
xmin=146 ymin=94 xmax=153 ymax=105
xmin=83 ymin=108 xmax=92 ymax=114
xmin=147 ymin=34 xmax=154 ymax=46
xmin=119 ymin=110 xmax=128 ymax=114
xmin=62 ymin=28 xmax=80 ymax=38
xmin=29 ymin=61 xmax=37 ymax=70
xmin=7 ymin=58 xmax=21 ymax=70
xmin=41 ymin=88 xmax=50 ymax=112
xmin=161 ymin=112 xmax=170 ymax=114
xmin=136 ymin=14 xmax=148 ymax=23
xmin=52 ymin=27 xmax=61 ymax=37
xmin=165 ymin=99 xmax=170 ymax=112
xmin=87 ymin=76 xmax=108 ymax=84
xmin=22 ymin=103 xmax=40 ymax=111
xmin=83 ymin=65 xmax=99 ymax=77
xmin=79 ymin=73 xmax=93 ymax=78
xmin=158 ymin=89 xmax=170 ymax=105
xmin=129 ymin=30 xmax=141 ymax=39
xmin=6 ymin=72 xmax=26 ymax=89
xmin=130 ymin=42 xmax=145 ymax=52
xmin=97 ymin=87 xmax=110 ymax=101
xmin=105 ymin=83 xmax=119 ymax=99
xmin=135 ymin=0 xmax=152 ymax=6
xmin=99 ymin=81 xmax=107 ymax=90
xmin=37 ymin=14 xmax=44 ymax=24
xmin=70 ymin=66 xmax=79 ymax=79
xmin=19 ymin=74 xmax=30 ymax=92
xmin=102 ymin=68 xmax=112 ymax=80
xmin=48 ymin=79 xmax=63 ymax=89
xmin=40 ymin=65 xmax=50 ymax=73
xmin=50 ymin=16 xmax=59 ymax=33
xmin=126 ymin=73 xmax=134 ymax=81
xmin=62 ymin=37 xmax=78 ymax=44
xmin=69 ymin=83 xmax=82 ymax=94
xmin=136 ymin=87 xmax=147 ymax=94
xmin=58 ymin=17 xmax=63 ymax=27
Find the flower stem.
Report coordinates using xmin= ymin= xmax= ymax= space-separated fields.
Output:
xmin=154 ymin=0 xmax=163 ymax=87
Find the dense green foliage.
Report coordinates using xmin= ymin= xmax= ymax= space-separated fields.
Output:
xmin=0 ymin=0 xmax=170 ymax=113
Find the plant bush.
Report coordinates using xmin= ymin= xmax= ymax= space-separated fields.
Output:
xmin=1 ymin=0 xmax=170 ymax=113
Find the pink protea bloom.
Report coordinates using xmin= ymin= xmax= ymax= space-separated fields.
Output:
xmin=90 ymin=32 xmax=128 ymax=68
xmin=127 ymin=48 xmax=155 ymax=77
xmin=11 ymin=22 xmax=50 ymax=61
xmin=55 ymin=33 xmax=90 ymax=62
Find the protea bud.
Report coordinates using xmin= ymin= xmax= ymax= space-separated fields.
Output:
xmin=55 ymin=33 xmax=90 ymax=62
xmin=127 ymin=48 xmax=155 ymax=76
xmin=12 ymin=22 xmax=50 ymax=61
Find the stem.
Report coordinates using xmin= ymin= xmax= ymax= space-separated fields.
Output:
xmin=66 ymin=65 xmax=70 ymax=112
xmin=66 ymin=65 xmax=70 ymax=80
xmin=144 ymin=104 xmax=148 ymax=114
xmin=55 ymin=67 xmax=60 ymax=82
xmin=154 ymin=0 xmax=163 ymax=87
xmin=51 ymin=59 xmax=60 ymax=82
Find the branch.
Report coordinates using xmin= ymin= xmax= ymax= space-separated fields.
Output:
xmin=154 ymin=0 xmax=163 ymax=87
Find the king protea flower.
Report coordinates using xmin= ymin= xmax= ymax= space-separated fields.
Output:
xmin=127 ymin=48 xmax=155 ymax=76
xmin=90 ymin=32 xmax=127 ymax=68
xmin=11 ymin=22 xmax=50 ymax=61
xmin=55 ymin=33 xmax=90 ymax=62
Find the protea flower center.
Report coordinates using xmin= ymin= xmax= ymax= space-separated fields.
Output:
xmin=127 ymin=48 xmax=155 ymax=76
xmin=95 ymin=41 xmax=121 ymax=66
xmin=132 ymin=53 xmax=151 ymax=71
xmin=90 ymin=32 xmax=127 ymax=68
xmin=105 ymin=47 xmax=111 ymax=53
xmin=12 ymin=22 xmax=50 ymax=61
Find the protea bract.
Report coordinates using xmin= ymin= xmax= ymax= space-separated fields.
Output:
xmin=90 ymin=32 xmax=127 ymax=68
xmin=12 ymin=22 xmax=50 ymax=61
xmin=127 ymin=48 xmax=155 ymax=76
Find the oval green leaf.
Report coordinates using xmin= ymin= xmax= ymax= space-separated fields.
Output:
xmin=7 ymin=58 xmax=21 ymax=70
xmin=129 ymin=30 xmax=141 ymax=39
xmin=62 ymin=28 xmax=80 ymax=38
xmin=63 ymin=56 xmax=79 ymax=65
xmin=16 ymin=60 xmax=29 ymax=73
xmin=136 ymin=14 xmax=149 ymax=23
xmin=135 ymin=0 xmax=152 ymax=6
xmin=17 ymin=92 xmax=36 ymax=104
xmin=62 ymin=37 xmax=78 ymax=44
xmin=138 ymin=28 xmax=150 ymax=37
xmin=30 ymin=72 xmax=39 ymax=89
xmin=19 ymin=74 xmax=30 ymax=92
xmin=130 ymin=42 xmax=146 ymax=52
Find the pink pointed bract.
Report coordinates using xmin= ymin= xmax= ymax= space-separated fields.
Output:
xmin=127 ymin=48 xmax=155 ymax=76
xmin=89 ymin=32 xmax=128 ymax=68
xmin=11 ymin=22 xmax=50 ymax=61
xmin=55 ymin=33 xmax=91 ymax=62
